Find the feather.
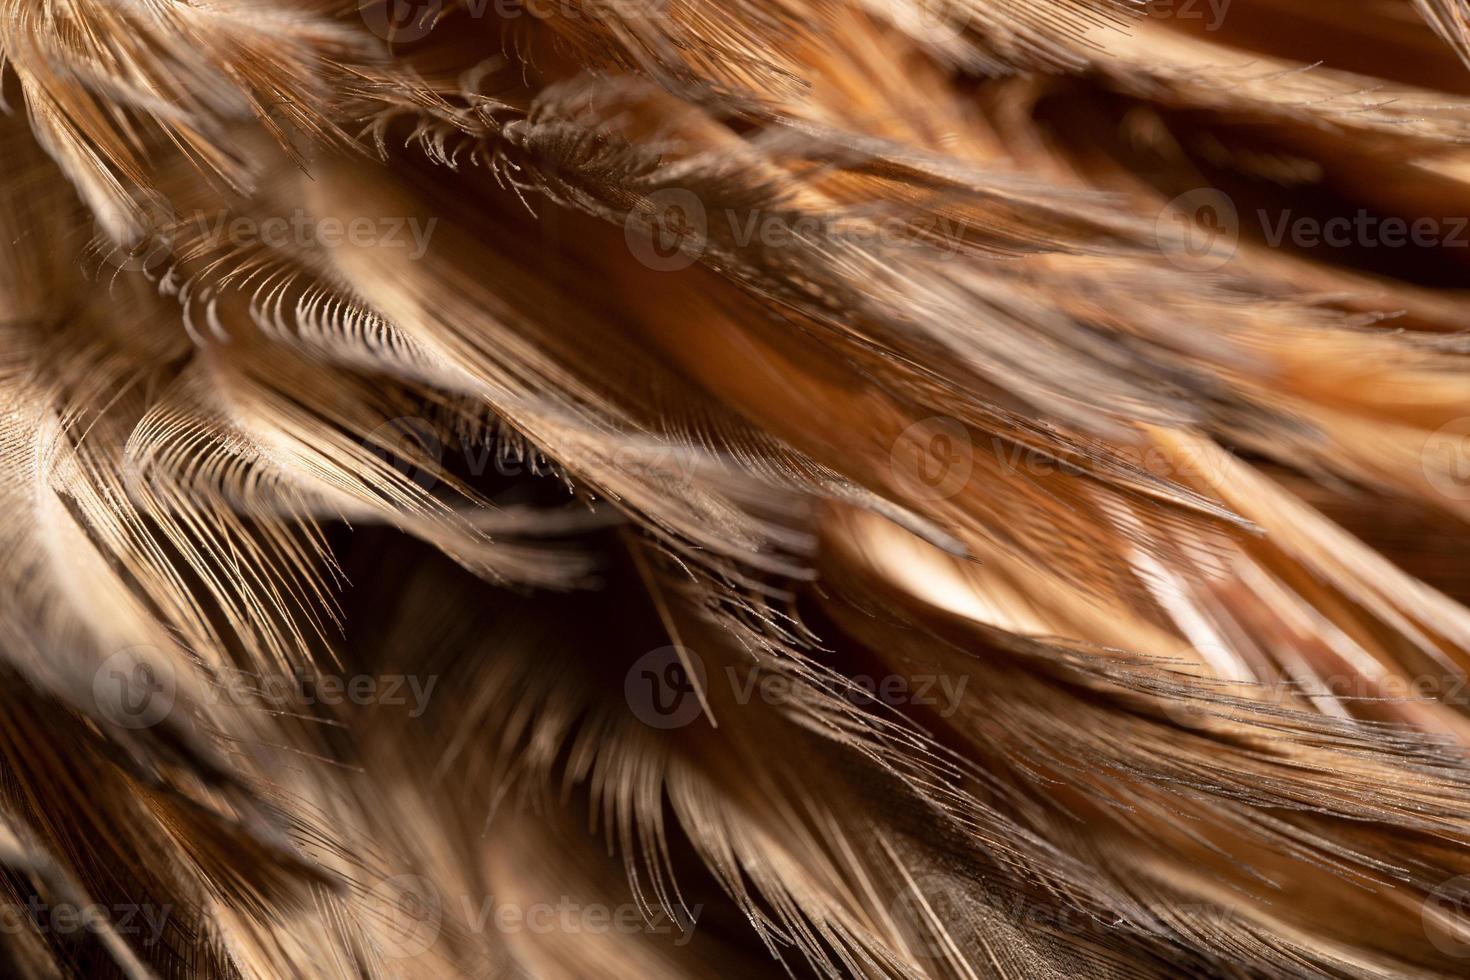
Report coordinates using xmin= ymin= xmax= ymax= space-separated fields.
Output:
xmin=7 ymin=0 xmax=1470 ymax=977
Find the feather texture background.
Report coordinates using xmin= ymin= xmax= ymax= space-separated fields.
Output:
xmin=6 ymin=0 xmax=1470 ymax=976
